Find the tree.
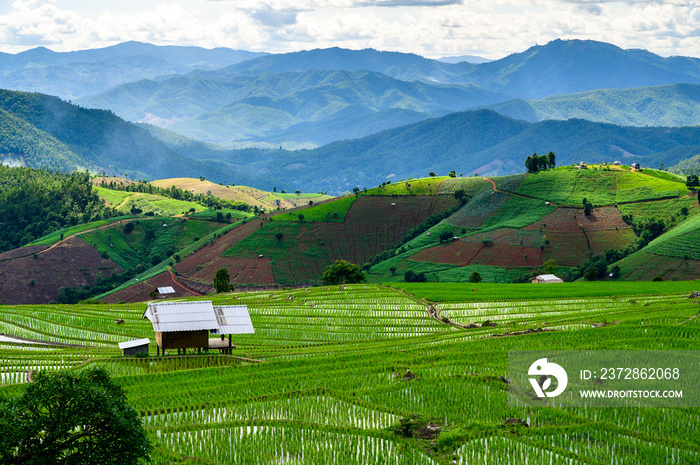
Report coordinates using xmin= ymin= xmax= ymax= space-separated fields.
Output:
xmin=468 ymin=272 xmax=482 ymax=283
xmin=213 ymin=267 xmax=233 ymax=293
xmin=525 ymin=153 xmax=539 ymax=173
xmin=275 ymin=232 xmax=284 ymax=241
xmin=0 ymin=368 xmax=151 ymax=465
xmin=124 ymin=222 xmax=135 ymax=234
xmin=321 ymin=260 xmax=366 ymax=285
xmin=428 ymin=171 xmax=437 ymax=177
xmin=453 ymin=189 xmax=466 ymax=202
xmin=439 ymin=231 xmax=453 ymax=243
xmin=298 ymin=214 xmax=305 ymax=222
xmin=538 ymin=155 xmax=549 ymax=171
xmin=583 ymin=200 xmax=593 ymax=215
xmin=448 ymin=170 xmax=456 ymax=178
xmin=543 ymin=258 xmax=557 ymax=274
xmin=352 ymin=187 xmax=360 ymax=196
xmin=547 ymin=151 xmax=556 ymax=169
xmin=686 ymin=174 xmax=700 ymax=188
xmin=584 ymin=267 xmax=599 ymax=281
xmin=389 ymin=266 xmax=397 ymax=276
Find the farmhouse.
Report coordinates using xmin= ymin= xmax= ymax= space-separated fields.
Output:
xmin=531 ymin=274 xmax=564 ymax=284
xmin=142 ymin=301 xmax=254 ymax=356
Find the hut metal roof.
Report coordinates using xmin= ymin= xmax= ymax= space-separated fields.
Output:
xmin=118 ymin=338 xmax=150 ymax=350
xmin=212 ymin=305 xmax=255 ymax=334
xmin=142 ymin=301 xmax=254 ymax=334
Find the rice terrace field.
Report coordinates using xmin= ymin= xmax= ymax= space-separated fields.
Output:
xmin=1 ymin=281 xmax=699 ymax=464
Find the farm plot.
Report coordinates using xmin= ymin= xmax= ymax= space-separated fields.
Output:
xmin=575 ymin=206 xmax=631 ymax=231
xmin=492 ymin=173 xmax=528 ymax=192
xmin=0 ymin=236 xmax=123 ymax=305
xmin=446 ymin=190 xmax=510 ymax=228
xmin=409 ymin=240 xmax=542 ymax=268
xmin=436 ymin=177 xmax=491 ymax=196
xmin=176 ymin=219 xmax=263 ymax=278
xmin=190 ymin=256 xmax=275 ymax=285
xmin=478 ymin=196 xmax=556 ymax=230
xmin=541 ymin=231 xmax=590 ymax=266
xmin=615 ymin=250 xmax=700 ymax=281
xmin=1 ymin=283 xmax=700 ymax=464
xmin=102 ymin=270 xmax=196 ymax=303
xmin=587 ymin=229 xmax=637 ymax=256
xmin=225 ymin=195 xmax=460 ymax=284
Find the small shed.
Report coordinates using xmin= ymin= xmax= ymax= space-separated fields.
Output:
xmin=142 ymin=301 xmax=254 ymax=356
xmin=531 ymin=274 xmax=564 ymax=284
xmin=579 ymin=161 xmax=587 ymax=169
xmin=614 ymin=161 xmax=621 ymax=166
xmin=118 ymin=338 xmax=150 ymax=356
xmin=158 ymin=286 xmax=175 ymax=296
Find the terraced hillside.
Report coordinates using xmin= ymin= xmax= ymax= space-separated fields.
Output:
xmin=1 ymin=282 xmax=699 ymax=463
xmin=369 ymin=166 xmax=700 ymax=283
xmin=101 ymin=177 xmax=464 ymax=302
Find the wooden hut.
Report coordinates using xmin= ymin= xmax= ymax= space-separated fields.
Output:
xmin=142 ymin=301 xmax=254 ymax=356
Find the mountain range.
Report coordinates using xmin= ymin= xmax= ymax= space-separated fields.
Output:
xmin=0 ymin=41 xmax=265 ymax=100
xmin=1 ymin=38 xmax=700 ymax=194
xmin=74 ymin=39 xmax=700 ymax=149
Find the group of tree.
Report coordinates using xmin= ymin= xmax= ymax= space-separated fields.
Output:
xmin=404 ymin=270 xmax=427 ymax=283
xmin=321 ymin=260 xmax=366 ymax=285
xmin=525 ymin=151 xmax=556 ymax=173
xmin=0 ymin=166 xmax=117 ymax=253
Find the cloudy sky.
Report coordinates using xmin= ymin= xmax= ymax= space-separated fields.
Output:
xmin=0 ymin=0 xmax=699 ymax=59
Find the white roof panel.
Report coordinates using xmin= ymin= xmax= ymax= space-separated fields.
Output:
xmin=142 ymin=301 xmax=219 ymax=332
xmin=158 ymin=286 xmax=176 ymax=294
xmin=118 ymin=338 xmax=150 ymax=350
xmin=213 ymin=305 xmax=255 ymax=334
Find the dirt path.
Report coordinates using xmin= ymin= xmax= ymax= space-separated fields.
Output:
xmin=384 ymin=285 xmax=454 ymax=326
xmin=169 ymin=269 xmax=203 ymax=296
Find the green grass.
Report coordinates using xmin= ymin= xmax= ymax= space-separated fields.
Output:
xmin=644 ymin=213 xmax=700 ymax=260
xmin=94 ymin=186 xmax=135 ymax=206
xmin=637 ymin=168 xmax=687 ymax=184
xmin=436 ymin=177 xmax=491 ymax=196
xmin=276 ymin=192 xmax=333 ymax=200
xmin=516 ymin=168 xmax=617 ymax=206
xmin=188 ymin=208 xmax=252 ymax=221
xmin=618 ymin=197 xmax=700 ymax=226
xmin=365 ymin=177 xmax=444 ymax=196
xmin=391 ymin=280 xmax=700 ymax=302
xmin=273 ymin=195 xmax=356 ymax=222
xmin=115 ymin=194 xmax=205 ymax=216
xmin=27 ymin=215 xmax=136 ymax=246
xmin=479 ymin=196 xmax=556 ymax=230
xmin=616 ymin=171 xmax=689 ymax=203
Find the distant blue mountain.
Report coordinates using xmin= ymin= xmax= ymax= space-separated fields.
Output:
xmin=0 ymin=41 xmax=266 ymax=100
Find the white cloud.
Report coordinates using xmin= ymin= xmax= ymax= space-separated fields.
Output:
xmin=0 ymin=0 xmax=698 ymax=59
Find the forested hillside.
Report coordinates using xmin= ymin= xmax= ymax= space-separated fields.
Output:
xmin=0 ymin=89 xmax=271 ymax=186
xmin=0 ymin=166 xmax=115 ymax=252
